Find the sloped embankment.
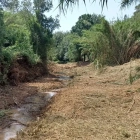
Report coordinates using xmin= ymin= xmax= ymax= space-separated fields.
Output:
xmin=7 ymin=56 xmax=47 ymax=86
xmin=14 ymin=60 xmax=140 ymax=140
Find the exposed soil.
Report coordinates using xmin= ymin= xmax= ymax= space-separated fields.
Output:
xmin=0 ymin=60 xmax=64 ymax=132
xmin=7 ymin=56 xmax=47 ymax=86
xmin=1 ymin=59 xmax=140 ymax=140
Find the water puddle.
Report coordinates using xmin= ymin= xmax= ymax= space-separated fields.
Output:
xmin=0 ymin=74 xmax=71 ymax=140
xmin=3 ymin=122 xmax=26 ymax=140
xmin=0 ymin=91 xmax=57 ymax=140
xmin=56 ymin=72 xmax=72 ymax=81
xmin=58 ymin=75 xmax=71 ymax=81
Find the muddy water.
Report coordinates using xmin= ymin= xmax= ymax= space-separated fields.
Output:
xmin=0 ymin=91 xmax=57 ymax=140
xmin=0 ymin=75 xmax=71 ymax=140
xmin=57 ymin=72 xmax=73 ymax=81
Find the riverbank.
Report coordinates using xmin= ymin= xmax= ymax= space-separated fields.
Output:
xmin=0 ymin=62 xmax=75 ymax=139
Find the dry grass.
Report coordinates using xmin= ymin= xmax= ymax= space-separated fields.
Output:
xmin=14 ymin=60 xmax=140 ymax=140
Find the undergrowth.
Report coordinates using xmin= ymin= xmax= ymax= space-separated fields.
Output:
xmin=3 ymin=45 xmax=40 ymax=65
xmin=0 ymin=45 xmax=40 ymax=85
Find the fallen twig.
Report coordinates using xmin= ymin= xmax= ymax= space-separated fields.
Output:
xmin=127 ymin=98 xmax=135 ymax=113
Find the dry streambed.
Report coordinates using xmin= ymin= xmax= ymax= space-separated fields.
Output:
xmin=1 ymin=61 xmax=140 ymax=140
xmin=11 ymin=61 xmax=140 ymax=140
xmin=0 ymin=72 xmax=72 ymax=140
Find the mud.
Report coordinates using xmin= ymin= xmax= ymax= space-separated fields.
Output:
xmin=0 ymin=91 xmax=57 ymax=140
xmin=0 ymin=73 xmax=72 ymax=140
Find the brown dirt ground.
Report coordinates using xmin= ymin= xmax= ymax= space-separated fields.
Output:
xmin=0 ymin=61 xmax=64 ymax=129
xmin=2 ymin=59 xmax=140 ymax=140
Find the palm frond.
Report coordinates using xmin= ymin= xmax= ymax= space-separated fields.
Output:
xmin=121 ymin=0 xmax=140 ymax=8
xmin=58 ymin=0 xmax=108 ymax=13
xmin=58 ymin=0 xmax=140 ymax=12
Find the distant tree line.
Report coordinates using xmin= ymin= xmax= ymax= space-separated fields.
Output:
xmin=52 ymin=4 xmax=140 ymax=67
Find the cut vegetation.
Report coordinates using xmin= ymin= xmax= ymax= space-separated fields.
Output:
xmin=9 ymin=60 xmax=140 ymax=140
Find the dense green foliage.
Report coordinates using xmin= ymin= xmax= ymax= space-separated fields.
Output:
xmin=0 ymin=0 xmax=60 ymax=84
xmin=21 ymin=0 xmax=60 ymax=63
xmin=53 ymin=5 xmax=140 ymax=67
xmin=71 ymin=14 xmax=104 ymax=36
xmin=1 ymin=0 xmax=60 ymax=63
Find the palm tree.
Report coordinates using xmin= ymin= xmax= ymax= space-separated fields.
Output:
xmin=58 ymin=0 xmax=140 ymax=11
xmin=121 ymin=0 xmax=140 ymax=8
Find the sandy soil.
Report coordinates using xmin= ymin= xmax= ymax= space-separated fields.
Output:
xmin=1 ymin=60 xmax=140 ymax=140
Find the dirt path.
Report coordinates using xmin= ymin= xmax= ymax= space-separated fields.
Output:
xmin=1 ymin=60 xmax=140 ymax=140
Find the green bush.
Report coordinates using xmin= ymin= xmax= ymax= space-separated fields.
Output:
xmin=0 ymin=45 xmax=40 ymax=85
xmin=3 ymin=45 xmax=40 ymax=65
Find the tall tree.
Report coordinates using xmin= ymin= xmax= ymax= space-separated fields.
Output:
xmin=71 ymin=13 xmax=104 ymax=36
xmin=53 ymin=31 xmax=65 ymax=48
xmin=21 ymin=0 xmax=60 ymax=63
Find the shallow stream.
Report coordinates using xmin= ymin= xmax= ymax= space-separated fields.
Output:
xmin=0 ymin=74 xmax=72 ymax=140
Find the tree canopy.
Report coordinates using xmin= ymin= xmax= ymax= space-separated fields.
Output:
xmin=71 ymin=14 xmax=104 ymax=36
